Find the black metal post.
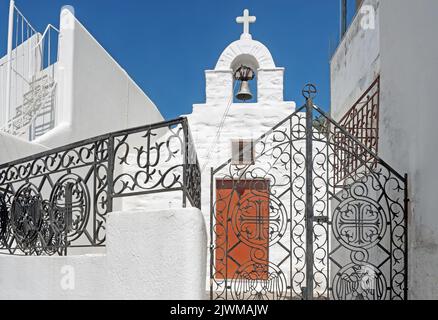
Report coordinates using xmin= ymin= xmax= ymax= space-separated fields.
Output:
xmin=107 ymin=136 xmax=115 ymax=213
xmin=182 ymin=118 xmax=189 ymax=208
xmin=65 ymin=183 xmax=74 ymax=232
xmin=63 ymin=182 xmax=74 ymax=256
xmin=305 ymin=95 xmax=314 ymax=300
xmin=404 ymin=173 xmax=409 ymax=300
xmin=341 ymin=0 xmax=347 ymax=39
xmin=210 ymin=167 xmax=214 ymax=300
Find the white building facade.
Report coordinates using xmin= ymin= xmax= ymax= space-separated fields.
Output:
xmin=331 ymin=0 xmax=438 ymax=300
xmin=0 ymin=2 xmax=415 ymax=301
xmin=0 ymin=3 xmax=163 ymax=163
xmin=0 ymin=2 xmax=206 ymax=300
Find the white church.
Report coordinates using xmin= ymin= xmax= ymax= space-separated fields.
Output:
xmin=0 ymin=0 xmax=436 ymax=300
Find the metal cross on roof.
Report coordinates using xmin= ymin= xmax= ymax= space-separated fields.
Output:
xmin=236 ymin=9 xmax=256 ymax=40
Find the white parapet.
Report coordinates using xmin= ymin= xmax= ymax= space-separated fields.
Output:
xmin=0 ymin=131 xmax=48 ymax=164
xmin=33 ymin=8 xmax=164 ymax=149
xmin=0 ymin=207 xmax=207 ymax=300
xmin=106 ymin=207 xmax=207 ymax=300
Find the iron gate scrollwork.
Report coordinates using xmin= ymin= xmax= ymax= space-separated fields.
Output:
xmin=0 ymin=117 xmax=201 ymax=256
xmin=210 ymin=84 xmax=408 ymax=300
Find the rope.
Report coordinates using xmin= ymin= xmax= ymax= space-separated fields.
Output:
xmin=201 ymin=80 xmax=239 ymax=173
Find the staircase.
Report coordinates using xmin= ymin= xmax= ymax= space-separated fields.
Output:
xmin=1 ymin=74 xmax=56 ymax=140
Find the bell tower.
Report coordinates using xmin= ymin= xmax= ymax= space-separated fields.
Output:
xmin=203 ymin=9 xmax=289 ymax=106
xmin=185 ymin=9 xmax=296 ymax=213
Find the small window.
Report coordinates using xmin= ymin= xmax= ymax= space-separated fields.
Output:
xmin=231 ymin=139 xmax=255 ymax=165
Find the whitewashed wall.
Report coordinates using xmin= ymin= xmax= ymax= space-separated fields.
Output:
xmin=0 ymin=131 xmax=48 ymax=164
xmin=0 ymin=207 xmax=207 ymax=300
xmin=102 ymin=36 xmax=297 ymax=226
xmin=330 ymin=0 xmax=380 ymax=121
xmin=329 ymin=0 xmax=387 ymax=294
xmin=379 ymin=0 xmax=438 ymax=300
xmin=0 ymin=34 xmax=42 ymax=128
xmin=330 ymin=0 xmax=438 ymax=300
xmin=188 ymin=37 xmax=296 ymax=218
xmin=185 ymin=35 xmax=300 ymax=293
xmin=1 ymin=7 xmax=164 ymax=168
xmin=33 ymin=8 xmax=163 ymax=149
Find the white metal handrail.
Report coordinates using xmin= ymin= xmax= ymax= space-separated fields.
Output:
xmin=1 ymin=75 xmax=57 ymax=138
xmin=2 ymin=0 xmax=59 ymax=139
xmin=33 ymin=24 xmax=60 ymax=49
xmin=13 ymin=5 xmax=37 ymax=34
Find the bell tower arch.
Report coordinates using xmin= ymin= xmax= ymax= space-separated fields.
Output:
xmin=186 ymin=9 xmax=296 ymax=214
xmin=204 ymin=9 xmax=286 ymax=105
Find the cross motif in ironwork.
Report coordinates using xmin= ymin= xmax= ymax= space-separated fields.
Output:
xmin=238 ymin=200 xmax=280 ymax=241
xmin=338 ymin=203 xmax=381 ymax=245
xmin=302 ymin=84 xmax=317 ymax=100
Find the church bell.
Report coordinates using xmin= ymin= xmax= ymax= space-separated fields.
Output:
xmin=234 ymin=65 xmax=255 ymax=102
xmin=236 ymin=80 xmax=253 ymax=101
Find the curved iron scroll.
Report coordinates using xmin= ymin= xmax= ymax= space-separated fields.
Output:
xmin=0 ymin=117 xmax=201 ymax=256
xmin=0 ymin=192 xmax=8 ymax=246
xmin=210 ymin=89 xmax=407 ymax=300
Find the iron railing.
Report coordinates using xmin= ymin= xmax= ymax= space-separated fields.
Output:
xmin=209 ymin=84 xmax=407 ymax=300
xmin=0 ymin=117 xmax=201 ymax=256
xmin=334 ymin=76 xmax=380 ymax=185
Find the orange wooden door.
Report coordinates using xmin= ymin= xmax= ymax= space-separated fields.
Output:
xmin=215 ymin=179 xmax=270 ymax=280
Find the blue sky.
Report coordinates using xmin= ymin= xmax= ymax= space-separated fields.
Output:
xmin=0 ymin=0 xmax=356 ymax=119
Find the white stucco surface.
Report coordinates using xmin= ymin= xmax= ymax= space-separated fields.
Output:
xmin=215 ymin=39 xmax=276 ymax=70
xmin=330 ymin=0 xmax=438 ymax=299
xmin=0 ymin=34 xmax=42 ymax=127
xmin=34 ymin=9 xmax=164 ymax=149
xmin=181 ymin=30 xmax=303 ymax=293
xmin=0 ymin=207 xmax=207 ymax=300
xmin=330 ymin=0 xmax=380 ymax=121
xmin=0 ymin=131 xmax=48 ymax=164
xmin=187 ymin=34 xmax=296 ymax=228
xmin=378 ymin=0 xmax=438 ymax=300
xmin=0 ymin=8 xmax=164 ymax=157
xmin=120 ymin=31 xmax=297 ymax=219
xmin=107 ymin=208 xmax=207 ymax=300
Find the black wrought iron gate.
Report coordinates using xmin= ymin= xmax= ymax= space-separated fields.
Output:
xmin=209 ymin=85 xmax=408 ymax=300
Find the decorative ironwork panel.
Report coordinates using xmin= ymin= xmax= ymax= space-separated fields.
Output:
xmin=0 ymin=140 xmax=101 ymax=255
xmin=0 ymin=117 xmax=201 ymax=256
xmin=0 ymin=192 xmax=9 ymax=248
xmin=335 ymin=77 xmax=380 ymax=185
xmin=211 ymin=111 xmax=311 ymax=300
xmin=185 ymin=125 xmax=202 ymax=209
xmin=313 ymin=104 xmax=407 ymax=301
xmin=210 ymin=84 xmax=407 ymax=300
